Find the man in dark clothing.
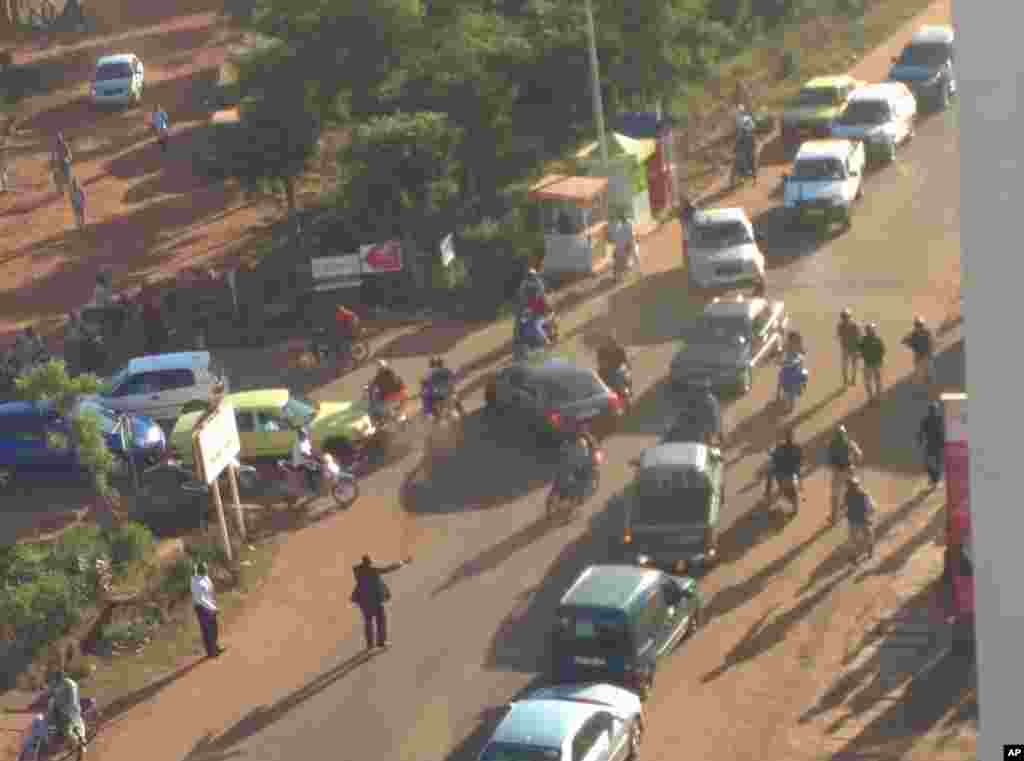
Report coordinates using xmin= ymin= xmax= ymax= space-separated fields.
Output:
xmin=141 ymin=287 xmax=168 ymax=355
xmin=917 ymin=401 xmax=945 ymax=487
xmin=859 ymin=323 xmax=886 ymax=400
xmin=844 ymin=475 xmax=876 ymax=564
xmin=902 ymin=316 xmax=935 ymax=389
xmin=837 ymin=308 xmax=862 ymax=387
xmin=765 ymin=429 xmax=803 ymax=499
xmin=685 ymin=379 xmax=724 ymax=447
xmin=351 ymin=554 xmax=410 ymax=650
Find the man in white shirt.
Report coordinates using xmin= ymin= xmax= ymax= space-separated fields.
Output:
xmin=190 ymin=561 xmax=224 ymax=658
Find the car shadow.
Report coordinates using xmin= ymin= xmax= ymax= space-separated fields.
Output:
xmin=601 ymin=267 xmax=705 ymax=348
xmin=753 ymin=206 xmax=846 ymax=270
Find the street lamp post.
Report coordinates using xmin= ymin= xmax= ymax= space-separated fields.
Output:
xmin=583 ymin=0 xmax=609 ymax=165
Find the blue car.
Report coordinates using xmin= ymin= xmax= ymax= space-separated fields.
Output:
xmin=0 ymin=397 xmax=166 ymax=488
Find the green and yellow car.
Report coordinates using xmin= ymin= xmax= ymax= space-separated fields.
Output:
xmin=780 ymin=75 xmax=864 ymax=153
xmin=168 ymin=388 xmax=377 ymax=464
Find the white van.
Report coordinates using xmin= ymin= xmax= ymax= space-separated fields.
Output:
xmin=830 ymin=82 xmax=916 ymax=164
xmin=100 ymin=352 xmax=228 ymax=422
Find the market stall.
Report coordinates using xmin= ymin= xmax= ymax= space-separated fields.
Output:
xmin=529 ymin=174 xmax=612 ymax=282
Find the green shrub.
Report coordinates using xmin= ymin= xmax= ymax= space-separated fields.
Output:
xmin=781 ymin=49 xmax=800 ymax=80
xmin=161 ymin=557 xmax=194 ymax=600
xmin=99 ymin=619 xmax=149 ymax=647
xmin=0 ymin=572 xmax=83 ymax=649
xmin=52 ymin=525 xmax=109 ymax=575
xmin=106 ymin=522 xmax=154 ymax=569
xmin=186 ymin=536 xmax=229 ymax=568
xmin=0 ymin=542 xmax=50 ymax=585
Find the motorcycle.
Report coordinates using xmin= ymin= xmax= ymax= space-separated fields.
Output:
xmin=545 ymin=447 xmax=604 ymax=521
xmin=777 ymin=357 xmax=808 ymax=413
xmin=21 ymin=692 xmax=98 ymax=761
xmin=276 ymin=452 xmax=360 ymax=509
xmin=600 ymin=363 xmax=633 ymax=411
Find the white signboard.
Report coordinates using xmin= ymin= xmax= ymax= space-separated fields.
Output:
xmin=941 ymin=392 xmax=968 ymax=444
xmin=440 ymin=233 xmax=456 ymax=268
xmin=196 ymin=401 xmax=241 ymax=485
xmin=311 ymin=254 xmax=362 ymax=291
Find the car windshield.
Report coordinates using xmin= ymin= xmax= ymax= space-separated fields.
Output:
xmin=796 ymin=86 xmax=840 ymax=107
xmin=536 ymin=370 xmax=605 ymax=405
xmin=634 ymin=469 xmax=711 ymax=523
xmin=838 ymin=100 xmax=890 ymax=125
xmin=96 ymin=62 xmax=133 ymax=81
xmin=792 ymin=157 xmax=845 ymax=180
xmin=72 ymin=399 xmax=117 ymax=434
xmin=685 ymin=314 xmax=750 ymax=347
xmin=480 ymin=743 xmax=561 ymax=761
xmin=691 ymin=221 xmax=752 ymax=248
xmin=897 ymin=42 xmax=950 ymax=67
xmin=554 ymin=609 xmax=630 ymax=651
xmin=281 ymin=394 xmax=319 ymax=428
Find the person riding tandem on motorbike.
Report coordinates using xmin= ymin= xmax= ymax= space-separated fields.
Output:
xmin=555 ymin=428 xmax=600 ymax=504
xmin=421 ymin=356 xmax=464 ymax=421
xmin=368 ymin=360 xmax=407 ymax=424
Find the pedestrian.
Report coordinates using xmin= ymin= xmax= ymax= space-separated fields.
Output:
xmin=902 ymin=316 xmax=935 ymax=390
xmin=836 ymin=308 xmax=862 ymax=387
xmin=52 ymin=131 xmax=72 ymax=193
xmin=0 ymin=141 xmax=9 ymax=193
xmin=141 ymin=285 xmax=168 ymax=354
xmin=350 ymin=554 xmax=411 ymax=651
xmin=69 ymin=177 xmax=85 ymax=230
xmin=917 ymin=400 xmax=945 ymax=488
xmin=190 ymin=561 xmax=225 ymax=658
xmin=844 ymin=475 xmax=876 ymax=565
xmin=150 ymin=105 xmax=170 ymax=153
xmin=826 ymin=424 xmax=862 ymax=525
xmin=859 ymin=322 xmax=886 ymax=400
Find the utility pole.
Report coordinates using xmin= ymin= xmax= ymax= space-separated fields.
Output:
xmin=583 ymin=0 xmax=609 ymax=166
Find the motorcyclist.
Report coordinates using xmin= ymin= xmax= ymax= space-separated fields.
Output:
xmin=421 ymin=356 xmax=463 ymax=420
xmin=558 ymin=429 xmax=599 ymax=498
xmin=765 ymin=429 xmax=803 ymax=500
xmin=368 ymin=360 xmax=407 ymax=421
xmin=46 ymin=670 xmax=86 ymax=750
xmin=596 ymin=333 xmax=629 ymax=385
xmin=290 ymin=426 xmax=319 ymax=492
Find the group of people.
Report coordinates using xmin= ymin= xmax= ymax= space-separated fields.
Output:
xmin=837 ymin=309 xmax=936 ymax=399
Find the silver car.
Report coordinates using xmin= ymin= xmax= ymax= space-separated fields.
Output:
xmin=684 ymin=207 xmax=766 ymax=291
xmin=670 ymin=295 xmax=788 ymax=394
xmin=478 ymin=683 xmax=643 ymax=761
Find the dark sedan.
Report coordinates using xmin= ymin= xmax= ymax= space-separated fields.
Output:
xmin=484 ymin=352 xmax=624 ymax=444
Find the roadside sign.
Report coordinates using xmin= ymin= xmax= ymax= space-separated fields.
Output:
xmin=440 ymin=233 xmax=456 ymax=268
xmin=194 ymin=400 xmax=241 ymax=485
xmin=361 ymin=240 xmax=403 ymax=273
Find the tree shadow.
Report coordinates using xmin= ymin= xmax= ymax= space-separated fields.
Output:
xmin=398 ymin=411 xmax=555 ymax=516
xmin=700 ymin=571 xmax=849 ymax=683
xmin=484 ymin=499 xmax=623 ymax=673
xmin=372 ymin=320 xmax=482 ymax=361
xmin=179 ymin=649 xmax=381 ymax=761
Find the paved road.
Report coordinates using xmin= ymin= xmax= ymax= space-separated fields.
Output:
xmin=165 ymin=101 xmax=958 ymax=761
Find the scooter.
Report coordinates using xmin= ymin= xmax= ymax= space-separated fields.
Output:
xmin=777 ymin=357 xmax=808 ymax=413
xmin=600 ymin=363 xmax=633 ymax=411
xmin=545 ymin=448 xmax=604 ymax=521
xmin=275 ymin=452 xmax=359 ymax=509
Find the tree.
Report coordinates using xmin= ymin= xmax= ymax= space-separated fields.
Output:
xmin=14 ymin=360 xmax=115 ymax=497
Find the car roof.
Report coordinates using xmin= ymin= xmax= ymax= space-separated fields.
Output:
xmin=514 ymin=354 xmax=593 ymax=381
xmin=849 ymin=82 xmax=910 ymax=102
xmin=910 ymin=25 xmax=953 ymax=44
xmin=96 ymin=54 xmax=137 ymax=66
xmin=640 ymin=442 xmax=709 ymax=470
xmin=227 ymin=389 xmax=290 ymax=409
xmin=560 ymin=564 xmax=662 ymax=611
xmin=704 ymin=295 xmax=768 ymax=320
xmin=492 ymin=698 xmax=594 ymax=749
xmin=803 ymin=74 xmax=857 ymax=89
xmin=692 ymin=207 xmax=750 ymax=226
xmin=795 ymin=139 xmax=855 ymax=162
xmin=0 ymin=401 xmax=43 ymax=418
xmin=124 ymin=351 xmax=210 ymax=375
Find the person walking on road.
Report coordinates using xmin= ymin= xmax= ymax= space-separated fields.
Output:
xmin=917 ymin=400 xmax=946 ymax=489
xmin=150 ymin=105 xmax=170 ymax=153
xmin=844 ymin=475 xmax=876 ymax=565
xmin=902 ymin=316 xmax=935 ymax=390
xmin=0 ymin=141 xmax=10 ymax=193
xmin=837 ymin=308 xmax=862 ymax=387
xmin=52 ymin=131 xmax=72 ymax=193
xmin=191 ymin=561 xmax=225 ymax=658
xmin=69 ymin=177 xmax=85 ymax=230
xmin=826 ymin=425 xmax=862 ymax=525
xmin=859 ymin=323 xmax=886 ymax=401
xmin=350 ymin=554 xmax=411 ymax=651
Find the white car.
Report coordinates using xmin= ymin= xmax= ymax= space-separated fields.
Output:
xmin=830 ymin=82 xmax=916 ymax=164
xmin=99 ymin=351 xmax=228 ymax=422
xmin=683 ymin=207 xmax=765 ymax=292
xmin=783 ymin=139 xmax=866 ymax=227
xmin=91 ymin=54 xmax=144 ymax=106
xmin=478 ymin=683 xmax=643 ymax=761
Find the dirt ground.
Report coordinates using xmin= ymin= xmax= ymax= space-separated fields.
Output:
xmin=0 ymin=1 xmax=972 ymax=760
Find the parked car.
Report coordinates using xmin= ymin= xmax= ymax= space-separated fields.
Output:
xmin=670 ymin=295 xmax=788 ymax=394
xmin=782 ymin=138 xmax=866 ymax=228
xmin=484 ymin=352 xmax=625 ymax=444
xmin=683 ymin=207 xmax=766 ymax=292
xmin=622 ymin=443 xmax=725 ymax=573
xmin=0 ymin=398 xmax=165 ymax=488
xmin=549 ymin=564 xmax=703 ymax=700
xmin=780 ymin=74 xmax=864 ymax=153
xmin=91 ymin=54 xmax=144 ymax=106
xmin=888 ymin=25 xmax=956 ymax=110
xmin=99 ymin=351 xmax=228 ymax=423
xmin=478 ymin=682 xmax=644 ymax=761
xmin=830 ymin=82 xmax=917 ymax=164
xmin=168 ymin=388 xmax=376 ymax=465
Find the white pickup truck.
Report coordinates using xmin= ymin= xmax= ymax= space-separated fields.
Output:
xmin=782 ymin=138 xmax=866 ymax=229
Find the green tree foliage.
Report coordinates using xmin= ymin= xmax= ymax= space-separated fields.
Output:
xmin=14 ymin=360 xmax=114 ymax=496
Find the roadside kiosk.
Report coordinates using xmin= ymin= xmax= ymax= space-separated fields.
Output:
xmin=529 ymin=174 xmax=613 ymax=282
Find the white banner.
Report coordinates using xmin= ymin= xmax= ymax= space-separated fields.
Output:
xmin=196 ymin=401 xmax=241 ymax=485
xmin=440 ymin=233 xmax=455 ymax=267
